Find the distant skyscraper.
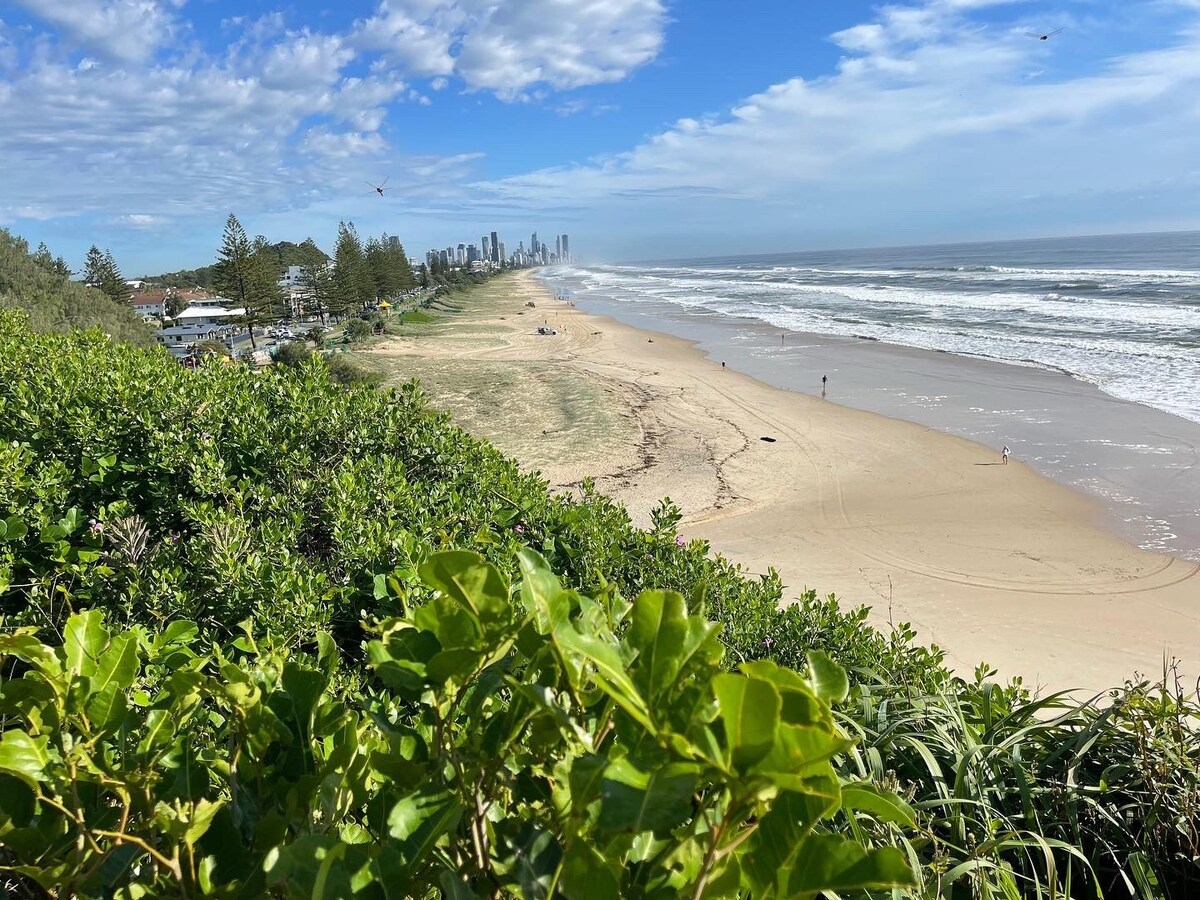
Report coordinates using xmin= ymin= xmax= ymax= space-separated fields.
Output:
xmin=556 ymin=235 xmax=562 ymax=259
xmin=531 ymin=232 xmax=538 ymax=255
xmin=561 ymin=234 xmax=570 ymax=262
xmin=467 ymin=244 xmax=478 ymax=263
xmin=482 ymin=236 xmax=490 ymax=261
xmin=490 ymin=231 xmax=499 ymax=263
xmin=457 ymin=243 xmax=466 ymax=265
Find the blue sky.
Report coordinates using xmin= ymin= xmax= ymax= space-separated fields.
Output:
xmin=2 ymin=0 xmax=1200 ymax=273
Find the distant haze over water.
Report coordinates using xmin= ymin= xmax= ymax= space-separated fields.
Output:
xmin=569 ymin=231 xmax=1200 ymax=424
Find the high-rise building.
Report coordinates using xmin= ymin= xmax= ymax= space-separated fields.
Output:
xmin=498 ymin=242 xmax=506 ymax=264
xmin=561 ymin=234 xmax=570 ymax=262
xmin=467 ymin=244 xmax=478 ymax=263
xmin=490 ymin=231 xmax=499 ymax=263
xmin=556 ymin=235 xmax=562 ymax=259
xmin=531 ymin=232 xmax=538 ymax=256
xmin=457 ymin=243 xmax=466 ymax=265
xmin=482 ymin=236 xmax=490 ymax=261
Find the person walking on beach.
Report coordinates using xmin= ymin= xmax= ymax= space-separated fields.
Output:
xmin=1002 ymin=444 xmax=1010 ymax=465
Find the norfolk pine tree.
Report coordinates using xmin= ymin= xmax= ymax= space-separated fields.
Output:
xmin=329 ymin=221 xmax=368 ymax=320
xmin=83 ymin=246 xmax=106 ymax=287
xmin=33 ymin=241 xmax=72 ymax=279
xmin=249 ymin=235 xmax=287 ymax=329
xmin=100 ymin=250 xmax=133 ymax=304
xmin=212 ymin=213 xmax=281 ymax=349
xmin=296 ymin=238 xmax=332 ymax=324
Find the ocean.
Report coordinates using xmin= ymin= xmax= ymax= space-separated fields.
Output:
xmin=540 ymin=230 xmax=1200 ymax=559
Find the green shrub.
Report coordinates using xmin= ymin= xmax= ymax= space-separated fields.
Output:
xmin=345 ymin=318 xmax=373 ymax=342
xmin=324 ymin=351 xmax=383 ymax=387
xmin=272 ymin=339 xmax=313 ymax=367
xmin=0 ymin=551 xmax=915 ymax=898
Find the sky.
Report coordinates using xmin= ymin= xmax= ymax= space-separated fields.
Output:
xmin=2 ymin=0 xmax=1200 ymax=273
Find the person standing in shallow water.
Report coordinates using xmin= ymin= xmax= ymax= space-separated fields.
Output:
xmin=821 ymin=374 xmax=827 ymax=397
xmin=1002 ymin=444 xmax=1010 ymax=465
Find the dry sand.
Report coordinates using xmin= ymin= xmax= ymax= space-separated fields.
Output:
xmin=359 ymin=272 xmax=1200 ymax=694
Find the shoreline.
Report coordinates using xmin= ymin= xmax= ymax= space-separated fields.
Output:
xmin=359 ymin=272 xmax=1200 ymax=694
xmin=543 ymin=282 xmax=1200 ymax=564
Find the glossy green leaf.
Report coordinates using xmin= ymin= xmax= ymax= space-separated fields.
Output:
xmin=63 ymin=609 xmax=107 ymax=677
xmin=86 ymin=682 xmax=128 ymax=734
xmin=552 ymin=624 xmax=652 ymax=729
xmin=0 ymin=631 xmax=58 ymax=673
xmin=785 ymin=834 xmax=915 ymax=894
xmin=0 ymin=730 xmax=55 ymax=791
xmin=596 ymin=759 xmax=699 ymax=834
xmin=184 ymin=798 xmax=225 ymax=847
xmin=840 ymin=782 xmax=917 ymax=827
xmin=517 ymin=547 xmax=571 ymax=634
xmin=559 ymin=842 xmax=621 ymax=900
xmin=713 ymin=673 xmax=780 ymax=771
xmin=2 ymin=515 xmax=28 ymax=542
xmin=627 ymin=589 xmax=688 ymax=700
xmin=92 ymin=631 xmax=139 ymax=693
xmin=387 ymin=789 xmax=463 ymax=867
xmin=418 ymin=550 xmax=510 ymax=631
xmin=806 ymin=650 xmax=849 ymax=705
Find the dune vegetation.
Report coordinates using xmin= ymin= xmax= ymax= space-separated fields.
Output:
xmin=0 ymin=310 xmax=1196 ymax=898
xmin=0 ymin=230 xmax=152 ymax=347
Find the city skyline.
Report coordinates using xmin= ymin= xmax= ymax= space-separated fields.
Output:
xmin=3 ymin=1 xmax=1200 ymax=272
xmin=426 ymin=230 xmax=572 ymax=272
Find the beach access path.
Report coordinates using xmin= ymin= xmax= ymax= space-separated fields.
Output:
xmin=358 ymin=271 xmax=1200 ymax=695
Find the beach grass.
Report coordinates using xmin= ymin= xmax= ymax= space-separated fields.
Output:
xmin=360 ymin=354 xmax=639 ymax=480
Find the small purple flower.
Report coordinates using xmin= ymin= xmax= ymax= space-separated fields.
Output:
xmin=515 ymin=524 xmax=525 ymax=534
xmin=88 ymin=518 xmax=103 ymax=534
xmin=675 ymin=535 xmax=686 ymax=547
xmin=762 ymin=637 xmax=775 ymax=649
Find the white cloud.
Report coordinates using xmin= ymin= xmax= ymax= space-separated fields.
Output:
xmin=0 ymin=19 xmax=417 ymax=226
xmin=10 ymin=0 xmax=182 ymax=63
xmin=352 ymin=0 xmax=666 ymax=98
xmin=111 ymin=213 xmax=165 ymax=227
xmin=470 ymin=0 xmax=1200 ymax=249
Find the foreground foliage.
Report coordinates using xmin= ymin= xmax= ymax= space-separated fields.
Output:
xmin=0 ymin=313 xmax=1197 ymax=896
xmin=0 ymin=550 xmax=914 ymax=898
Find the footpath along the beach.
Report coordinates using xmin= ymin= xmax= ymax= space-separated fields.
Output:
xmin=360 ymin=271 xmax=1200 ymax=695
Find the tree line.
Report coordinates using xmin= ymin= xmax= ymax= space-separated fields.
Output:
xmin=210 ymin=213 xmax=416 ymax=347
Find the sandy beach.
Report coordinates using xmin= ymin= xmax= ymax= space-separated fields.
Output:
xmin=358 ymin=272 xmax=1200 ymax=694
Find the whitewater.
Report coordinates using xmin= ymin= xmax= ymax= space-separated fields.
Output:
xmin=554 ymin=230 xmax=1200 ymax=424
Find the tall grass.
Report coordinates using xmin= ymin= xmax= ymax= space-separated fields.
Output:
xmin=836 ymin=659 xmax=1200 ymax=898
